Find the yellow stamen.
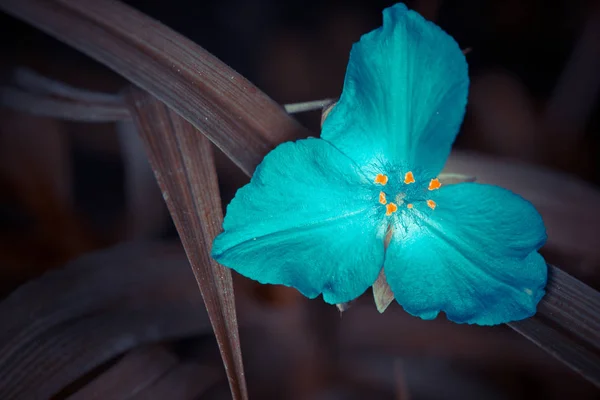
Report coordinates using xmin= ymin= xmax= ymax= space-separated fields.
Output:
xmin=379 ymin=191 xmax=387 ymax=204
xmin=428 ymin=178 xmax=442 ymax=190
xmin=385 ymin=202 xmax=398 ymax=216
xmin=406 ymin=203 xmax=413 ymax=209
xmin=374 ymin=174 xmax=388 ymax=185
xmin=404 ymin=171 xmax=415 ymax=184
xmin=427 ymin=199 xmax=436 ymax=209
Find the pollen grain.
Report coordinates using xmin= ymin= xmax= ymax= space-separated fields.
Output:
xmin=385 ymin=202 xmax=398 ymax=216
xmin=427 ymin=199 xmax=437 ymax=209
xmin=374 ymin=174 xmax=388 ymax=185
xmin=406 ymin=203 xmax=414 ymax=209
xmin=379 ymin=191 xmax=387 ymax=204
xmin=404 ymin=171 xmax=415 ymax=184
xmin=428 ymin=178 xmax=442 ymax=190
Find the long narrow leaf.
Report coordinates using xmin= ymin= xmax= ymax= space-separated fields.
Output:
xmin=0 ymin=0 xmax=310 ymax=176
xmin=509 ymin=266 xmax=600 ymax=387
xmin=0 ymin=242 xmax=212 ymax=399
xmin=126 ymin=88 xmax=248 ymax=400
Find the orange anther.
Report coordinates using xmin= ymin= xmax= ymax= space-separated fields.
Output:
xmin=379 ymin=191 xmax=387 ymax=205
xmin=374 ymin=174 xmax=388 ymax=185
xmin=404 ymin=171 xmax=415 ymax=184
xmin=428 ymin=178 xmax=441 ymax=190
xmin=406 ymin=203 xmax=414 ymax=209
xmin=427 ymin=199 xmax=436 ymax=209
xmin=385 ymin=202 xmax=398 ymax=216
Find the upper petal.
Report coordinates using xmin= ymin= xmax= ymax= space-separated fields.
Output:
xmin=384 ymin=183 xmax=547 ymax=325
xmin=321 ymin=3 xmax=469 ymax=174
xmin=212 ymin=138 xmax=386 ymax=304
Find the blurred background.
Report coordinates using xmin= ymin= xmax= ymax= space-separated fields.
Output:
xmin=1 ymin=0 xmax=599 ymax=398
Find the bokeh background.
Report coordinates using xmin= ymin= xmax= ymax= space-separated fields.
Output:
xmin=1 ymin=0 xmax=599 ymax=398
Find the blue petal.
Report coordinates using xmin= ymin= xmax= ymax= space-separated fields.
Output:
xmin=321 ymin=3 xmax=469 ymax=174
xmin=212 ymin=138 xmax=386 ymax=304
xmin=384 ymin=183 xmax=547 ymax=325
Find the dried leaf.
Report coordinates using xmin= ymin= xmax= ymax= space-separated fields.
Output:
xmin=509 ymin=266 xmax=600 ymax=387
xmin=0 ymin=242 xmax=212 ymax=399
xmin=0 ymin=84 xmax=129 ymax=122
xmin=127 ymin=363 xmax=222 ymax=400
xmin=67 ymin=346 xmax=180 ymax=400
xmin=0 ymin=0 xmax=310 ymax=176
xmin=126 ymin=89 xmax=248 ymax=400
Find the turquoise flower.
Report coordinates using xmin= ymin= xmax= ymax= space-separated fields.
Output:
xmin=211 ymin=3 xmax=547 ymax=325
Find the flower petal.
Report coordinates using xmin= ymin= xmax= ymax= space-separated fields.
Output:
xmin=212 ymin=138 xmax=386 ymax=304
xmin=384 ymin=183 xmax=547 ymax=325
xmin=321 ymin=3 xmax=469 ymax=174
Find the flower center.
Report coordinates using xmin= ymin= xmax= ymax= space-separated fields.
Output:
xmin=373 ymin=172 xmax=440 ymax=215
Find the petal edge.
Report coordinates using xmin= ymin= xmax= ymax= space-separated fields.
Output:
xmin=321 ymin=3 xmax=469 ymax=174
xmin=212 ymin=138 xmax=386 ymax=304
xmin=384 ymin=183 xmax=547 ymax=325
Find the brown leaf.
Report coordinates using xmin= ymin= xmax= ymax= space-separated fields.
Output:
xmin=509 ymin=266 xmax=600 ymax=387
xmin=67 ymin=345 xmax=180 ymax=400
xmin=126 ymin=89 xmax=248 ymax=400
xmin=0 ymin=85 xmax=129 ymax=122
xmin=127 ymin=362 xmax=222 ymax=400
xmin=0 ymin=0 xmax=310 ymax=176
xmin=0 ymin=242 xmax=212 ymax=399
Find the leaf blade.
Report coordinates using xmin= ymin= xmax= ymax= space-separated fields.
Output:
xmin=126 ymin=89 xmax=248 ymax=400
xmin=0 ymin=0 xmax=310 ymax=176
